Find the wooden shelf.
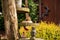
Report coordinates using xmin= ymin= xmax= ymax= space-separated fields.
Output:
xmin=19 ymin=22 xmax=39 ymax=26
xmin=17 ymin=7 xmax=30 ymax=13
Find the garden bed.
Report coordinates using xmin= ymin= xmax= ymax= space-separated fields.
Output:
xmin=19 ymin=21 xmax=60 ymax=40
xmin=20 ymin=38 xmax=44 ymax=40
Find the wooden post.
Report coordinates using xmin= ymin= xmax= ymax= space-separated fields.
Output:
xmin=30 ymin=27 xmax=36 ymax=40
xmin=38 ymin=0 xmax=42 ymax=22
xmin=25 ymin=0 xmax=31 ymax=21
xmin=2 ymin=0 xmax=18 ymax=40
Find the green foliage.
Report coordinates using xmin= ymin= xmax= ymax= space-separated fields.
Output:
xmin=0 ymin=0 xmax=4 ymax=30
xmin=0 ymin=15 xmax=5 ymax=31
xmin=28 ymin=0 xmax=38 ymax=22
xmin=0 ymin=0 xmax=2 ymax=12
xmin=17 ymin=13 xmax=25 ymax=23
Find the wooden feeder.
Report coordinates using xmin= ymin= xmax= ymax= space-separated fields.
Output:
xmin=16 ymin=0 xmax=30 ymax=13
xmin=16 ymin=0 xmax=33 ymax=26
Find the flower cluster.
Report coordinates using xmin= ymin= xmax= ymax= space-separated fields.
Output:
xmin=19 ymin=21 xmax=60 ymax=40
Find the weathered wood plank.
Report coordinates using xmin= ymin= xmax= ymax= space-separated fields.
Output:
xmin=17 ymin=7 xmax=30 ymax=13
xmin=19 ymin=23 xmax=39 ymax=26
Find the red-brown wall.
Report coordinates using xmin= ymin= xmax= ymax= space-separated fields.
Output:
xmin=40 ymin=0 xmax=60 ymax=24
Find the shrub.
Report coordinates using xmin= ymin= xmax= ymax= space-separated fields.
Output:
xmin=19 ymin=21 xmax=60 ymax=40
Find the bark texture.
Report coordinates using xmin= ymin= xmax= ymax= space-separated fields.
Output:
xmin=2 ymin=0 xmax=18 ymax=40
